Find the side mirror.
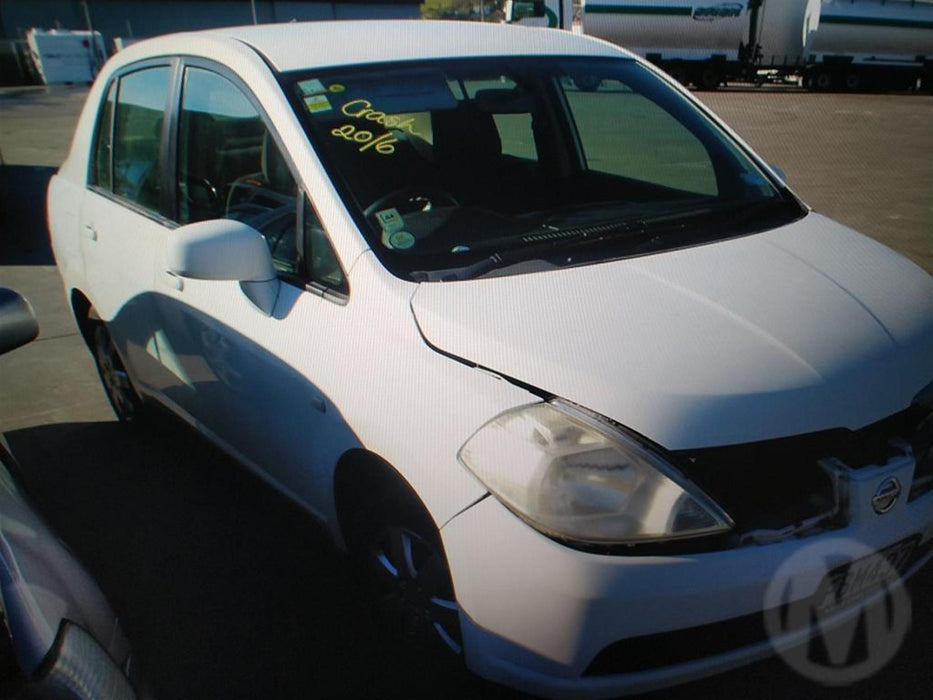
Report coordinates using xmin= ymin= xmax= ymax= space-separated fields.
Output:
xmin=166 ymin=219 xmax=276 ymax=283
xmin=0 ymin=288 xmax=39 ymax=356
xmin=165 ymin=219 xmax=279 ymax=315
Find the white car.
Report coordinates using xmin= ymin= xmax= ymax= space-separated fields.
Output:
xmin=48 ymin=20 xmax=933 ymax=699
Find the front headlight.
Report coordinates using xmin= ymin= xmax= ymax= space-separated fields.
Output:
xmin=458 ymin=401 xmax=733 ymax=544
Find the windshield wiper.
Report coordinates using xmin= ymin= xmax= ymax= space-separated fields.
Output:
xmin=410 ymin=198 xmax=792 ymax=282
xmin=411 ymin=218 xmax=651 ymax=282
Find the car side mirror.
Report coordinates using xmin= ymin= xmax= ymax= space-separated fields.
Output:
xmin=166 ymin=219 xmax=279 ymax=315
xmin=0 ymin=288 xmax=39 ymax=356
xmin=167 ymin=219 xmax=276 ymax=282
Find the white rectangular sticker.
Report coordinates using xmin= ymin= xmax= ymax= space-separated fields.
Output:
xmin=298 ymin=78 xmax=327 ymax=96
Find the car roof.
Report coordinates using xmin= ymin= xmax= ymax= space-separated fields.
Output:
xmin=199 ymin=20 xmax=626 ymax=73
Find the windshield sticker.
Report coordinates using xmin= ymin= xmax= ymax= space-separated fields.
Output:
xmin=386 ymin=231 xmax=416 ymax=250
xmin=304 ymin=94 xmax=333 ymax=113
xmin=330 ymin=123 xmax=398 ymax=155
xmin=375 ymin=208 xmax=405 ymax=234
xmin=298 ymin=78 xmax=327 ymax=96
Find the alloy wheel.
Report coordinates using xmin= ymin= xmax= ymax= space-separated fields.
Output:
xmin=369 ymin=524 xmax=462 ymax=655
xmin=93 ymin=325 xmax=139 ymax=421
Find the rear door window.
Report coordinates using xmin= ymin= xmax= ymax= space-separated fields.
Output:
xmin=89 ymin=80 xmax=116 ymax=190
xmin=111 ymin=66 xmax=172 ymax=212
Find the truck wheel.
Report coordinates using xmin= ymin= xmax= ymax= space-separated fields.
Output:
xmin=812 ymin=69 xmax=835 ymax=92
xmin=667 ymin=64 xmax=689 ymax=87
xmin=843 ymin=70 xmax=861 ymax=92
xmin=698 ymin=65 xmax=722 ymax=91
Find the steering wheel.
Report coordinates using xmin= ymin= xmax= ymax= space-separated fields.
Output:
xmin=363 ymin=187 xmax=459 ymax=220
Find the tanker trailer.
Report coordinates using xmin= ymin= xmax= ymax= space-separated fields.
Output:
xmin=807 ymin=0 xmax=933 ymax=91
xmin=506 ymin=1 xmax=821 ymax=89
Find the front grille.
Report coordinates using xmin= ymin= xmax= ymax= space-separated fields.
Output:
xmin=673 ymin=402 xmax=933 ymax=536
xmin=908 ymin=406 xmax=932 ymax=502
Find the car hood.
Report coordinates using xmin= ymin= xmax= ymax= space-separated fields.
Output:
xmin=410 ymin=214 xmax=933 ymax=449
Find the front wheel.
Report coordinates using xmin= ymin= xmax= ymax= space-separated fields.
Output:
xmin=352 ymin=489 xmax=462 ymax=657
xmin=92 ymin=324 xmax=143 ymax=422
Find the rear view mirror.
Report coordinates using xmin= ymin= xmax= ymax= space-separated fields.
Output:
xmin=0 ymin=288 xmax=39 ymax=356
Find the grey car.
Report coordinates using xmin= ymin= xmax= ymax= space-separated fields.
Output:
xmin=0 ymin=287 xmax=137 ymax=700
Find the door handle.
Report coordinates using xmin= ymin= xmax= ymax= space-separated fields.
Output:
xmin=160 ymin=270 xmax=184 ymax=292
xmin=83 ymin=225 xmax=98 ymax=241
xmin=311 ymin=395 xmax=326 ymax=414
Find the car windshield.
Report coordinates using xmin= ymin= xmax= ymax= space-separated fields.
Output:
xmin=285 ymin=57 xmax=803 ymax=281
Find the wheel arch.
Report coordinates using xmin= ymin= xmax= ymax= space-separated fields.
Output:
xmin=69 ymin=288 xmax=98 ymax=351
xmin=333 ymin=448 xmax=437 ymax=552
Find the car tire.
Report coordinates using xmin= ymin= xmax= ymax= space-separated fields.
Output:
xmin=92 ymin=324 xmax=144 ymax=422
xmin=350 ymin=485 xmax=463 ymax=659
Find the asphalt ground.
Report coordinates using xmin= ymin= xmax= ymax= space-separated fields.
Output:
xmin=0 ymin=84 xmax=931 ymax=700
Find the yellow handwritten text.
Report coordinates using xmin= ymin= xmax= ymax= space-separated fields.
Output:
xmin=341 ymin=99 xmax=423 ymax=138
xmin=330 ymin=124 xmax=398 ymax=155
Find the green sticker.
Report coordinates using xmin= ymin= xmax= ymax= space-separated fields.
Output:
xmin=388 ymin=231 xmax=416 ymax=250
xmin=376 ymin=208 xmax=404 ymax=234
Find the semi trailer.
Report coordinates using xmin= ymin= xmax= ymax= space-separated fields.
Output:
xmin=808 ymin=0 xmax=933 ymax=91
xmin=506 ymin=0 xmax=932 ymax=91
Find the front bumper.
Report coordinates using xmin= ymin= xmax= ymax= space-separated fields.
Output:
xmin=441 ymin=458 xmax=933 ymax=699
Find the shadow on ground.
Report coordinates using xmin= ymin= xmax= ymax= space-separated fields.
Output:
xmin=0 ymin=164 xmax=56 ymax=265
xmin=4 ymin=412 xmax=931 ymax=700
xmin=3 ymin=412 xmax=515 ymax=700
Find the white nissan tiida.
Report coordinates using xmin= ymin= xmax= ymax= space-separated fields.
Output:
xmin=48 ymin=20 xmax=932 ymax=699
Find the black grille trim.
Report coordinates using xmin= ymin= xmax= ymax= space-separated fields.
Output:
xmin=673 ymin=403 xmax=933 ymax=535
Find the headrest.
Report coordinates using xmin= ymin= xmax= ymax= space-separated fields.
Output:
xmin=471 ymin=88 xmax=533 ymax=114
xmin=432 ymin=102 xmax=501 ymax=163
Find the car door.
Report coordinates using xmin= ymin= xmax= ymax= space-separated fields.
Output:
xmin=153 ymin=63 xmax=354 ymax=519
xmin=80 ymin=62 xmax=178 ymax=392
